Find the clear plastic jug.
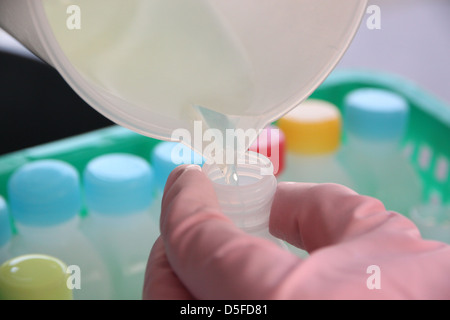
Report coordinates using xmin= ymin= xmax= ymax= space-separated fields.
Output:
xmin=0 ymin=0 xmax=367 ymax=153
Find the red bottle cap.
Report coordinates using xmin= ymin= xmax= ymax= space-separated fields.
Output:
xmin=249 ymin=125 xmax=285 ymax=176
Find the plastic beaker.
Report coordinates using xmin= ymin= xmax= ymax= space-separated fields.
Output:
xmin=0 ymin=0 xmax=368 ymax=153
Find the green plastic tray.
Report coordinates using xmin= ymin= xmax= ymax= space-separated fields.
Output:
xmin=1 ymin=69 xmax=449 ymax=211
xmin=310 ymin=69 xmax=450 ymax=204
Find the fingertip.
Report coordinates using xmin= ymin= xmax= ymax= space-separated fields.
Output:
xmin=269 ymin=182 xmax=386 ymax=252
xmin=163 ymin=164 xmax=203 ymax=194
xmin=159 ymin=163 xmax=223 ymax=239
xmin=270 ymin=182 xmax=318 ymax=220
xmin=161 ymin=164 xmax=211 ymax=211
xmin=269 ymin=182 xmax=317 ymax=248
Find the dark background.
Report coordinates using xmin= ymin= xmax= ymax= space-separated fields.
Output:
xmin=0 ymin=51 xmax=114 ymax=155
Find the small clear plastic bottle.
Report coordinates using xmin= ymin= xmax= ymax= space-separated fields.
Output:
xmin=338 ymin=88 xmax=423 ymax=216
xmin=202 ymin=152 xmax=287 ymax=249
xmin=277 ymin=99 xmax=354 ymax=188
xmin=82 ymin=153 xmax=159 ymax=300
xmin=150 ymin=141 xmax=205 ymax=225
xmin=0 ymin=196 xmax=12 ymax=265
xmin=0 ymin=254 xmax=73 ymax=300
xmin=7 ymin=160 xmax=112 ymax=300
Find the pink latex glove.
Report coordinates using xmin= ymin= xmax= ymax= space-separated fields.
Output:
xmin=143 ymin=165 xmax=450 ymax=300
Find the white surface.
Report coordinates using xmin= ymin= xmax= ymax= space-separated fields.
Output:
xmin=337 ymin=0 xmax=450 ymax=105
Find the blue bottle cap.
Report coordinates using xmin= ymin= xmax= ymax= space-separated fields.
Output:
xmin=0 ymin=197 xmax=12 ymax=247
xmin=84 ymin=153 xmax=155 ymax=216
xmin=151 ymin=142 xmax=205 ymax=190
xmin=8 ymin=160 xmax=81 ymax=227
xmin=344 ymin=88 xmax=409 ymax=141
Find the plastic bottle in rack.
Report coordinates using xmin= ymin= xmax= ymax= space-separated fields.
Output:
xmin=82 ymin=153 xmax=159 ymax=300
xmin=0 ymin=196 xmax=12 ymax=265
xmin=277 ymin=99 xmax=354 ymax=188
xmin=150 ymin=141 xmax=205 ymax=225
xmin=7 ymin=160 xmax=112 ymax=300
xmin=339 ymin=88 xmax=423 ymax=216
xmin=0 ymin=254 xmax=73 ymax=300
xmin=202 ymin=152 xmax=288 ymax=250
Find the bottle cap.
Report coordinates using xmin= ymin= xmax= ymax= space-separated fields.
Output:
xmin=248 ymin=125 xmax=285 ymax=176
xmin=84 ymin=153 xmax=155 ymax=215
xmin=151 ymin=142 xmax=205 ymax=190
xmin=0 ymin=197 xmax=11 ymax=247
xmin=0 ymin=254 xmax=72 ymax=300
xmin=344 ymin=88 xmax=409 ymax=141
xmin=277 ymin=99 xmax=341 ymax=155
xmin=8 ymin=160 xmax=81 ymax=227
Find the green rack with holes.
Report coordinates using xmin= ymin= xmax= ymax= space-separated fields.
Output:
xmin=310 ymin=69 xmax=450 ymax=204
xmin=1 ymin=68 xmax=449 ymax=217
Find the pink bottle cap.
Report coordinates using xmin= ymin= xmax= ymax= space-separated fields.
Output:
xmin=249 ymin=125 xmax=285 ymax=176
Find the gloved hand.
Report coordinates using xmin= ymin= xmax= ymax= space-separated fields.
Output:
xmin=143 ymin=165 xmax=450 ymax=300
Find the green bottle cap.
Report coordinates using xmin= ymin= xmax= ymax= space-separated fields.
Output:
xmin=0 ymin=254 xmax=73 ymax=300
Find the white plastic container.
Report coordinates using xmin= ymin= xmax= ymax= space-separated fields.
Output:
xmin=0 ymin=0 xmax=368 ymax=150
xmin=0 ymin=197 xmax=12 ymax=265
xmin=202 ymin=152 xmax=287 ymax=249
xmin=338 ymin=88 xmax=423 ymax=216
xmin=7 ymin=160 xmax=112 ymax=300
xmin=82 ymin=153 xmax=159 ymax=300
xmin=277 ymin=99 xmax=354 ymax=188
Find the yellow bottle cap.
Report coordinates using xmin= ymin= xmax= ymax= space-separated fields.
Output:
xmin=277 ymin=99 xmax=342 ymax=155
xmin=0 ymin=254 xmax=73 ymax=300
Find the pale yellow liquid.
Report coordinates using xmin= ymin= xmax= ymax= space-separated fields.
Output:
xmin=43 ymin=0 xmax=256 ymax=121
xmin=43 ymin=0 xmax=262 ymax=184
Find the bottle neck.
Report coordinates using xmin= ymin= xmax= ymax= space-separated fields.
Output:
xmin=202 ymin=152 xmax=277 ymax=231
